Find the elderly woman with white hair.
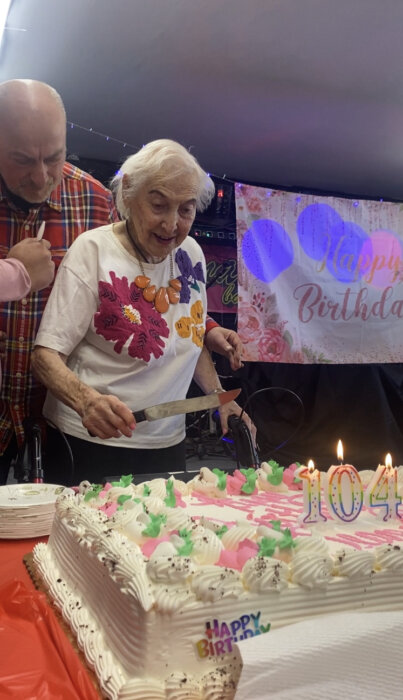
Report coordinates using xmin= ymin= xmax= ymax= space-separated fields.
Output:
xmin=32 ymin=139 xmax=248 ymax=485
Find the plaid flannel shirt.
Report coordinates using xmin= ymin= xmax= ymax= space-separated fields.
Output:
xmin=0 ymin=162 xmax=119 ymax=453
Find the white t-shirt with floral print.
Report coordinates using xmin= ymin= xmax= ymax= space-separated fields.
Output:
xmin=35 ymin=225 xmax=207 ymax=449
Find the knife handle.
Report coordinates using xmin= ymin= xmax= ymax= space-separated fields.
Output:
xmin=132 ymin=410 xmax=146 ymax=423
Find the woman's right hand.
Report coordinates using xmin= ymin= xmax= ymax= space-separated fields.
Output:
xmin=81 ymin=391 xmax=136 ymax=439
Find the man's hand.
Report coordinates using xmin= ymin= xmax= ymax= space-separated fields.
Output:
xmin=204 ymin=327 xmax=244 ymax=371
xmin=0 ymin=331 xmax=6 ymax=358
xmin=7 ymin=238 xmax=55 ymax=292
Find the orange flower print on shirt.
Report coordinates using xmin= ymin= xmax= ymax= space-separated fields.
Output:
xmin=176 ymin=301 xmax=205 ymax=347
xmin=175 ymin=317 xmax=192 ymax=338
xmin=191 ymin=300 xmax=203 ymax=325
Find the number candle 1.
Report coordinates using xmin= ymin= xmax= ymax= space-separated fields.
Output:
xmin=326 ymin=441 xmax=363 ymax=523
xmin=365 ymin=453 xmax=401 ymax=521
xmin=297 ymin=460 xmax=327 ymax=524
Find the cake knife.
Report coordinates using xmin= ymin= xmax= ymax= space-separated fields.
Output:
xmin=132 ymin=388 xmax=241 ymax=423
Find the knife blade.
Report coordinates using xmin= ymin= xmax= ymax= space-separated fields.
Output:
xmin=132 ymin=388 xmax=241 ymax=423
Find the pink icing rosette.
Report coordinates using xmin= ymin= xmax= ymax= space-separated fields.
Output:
xmin=283 ymin=463 xmax=303 ymax=491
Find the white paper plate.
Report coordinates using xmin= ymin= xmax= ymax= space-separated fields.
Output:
xmin=0 ymin=483 xmax=74 ymax=539
xmin=0 ymin=483 xmax=72 ymax=508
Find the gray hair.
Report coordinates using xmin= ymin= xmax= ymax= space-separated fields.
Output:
xmin=111 ymin=139 xmax=215 ymax=218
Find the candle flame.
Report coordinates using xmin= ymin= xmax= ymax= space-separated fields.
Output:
xmin=385 ymin=453 xmax=392 ymax=469
xmin=307 ymin=459 xmax=315 ymax=473
xmin=337 ymin=440 xmax=343 ymax=462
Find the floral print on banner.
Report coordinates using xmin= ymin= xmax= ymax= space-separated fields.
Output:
xmin=95 ymin=272 xmax=169 ymax=362
xmin=176 ymin=300 xmax=205 ymax=348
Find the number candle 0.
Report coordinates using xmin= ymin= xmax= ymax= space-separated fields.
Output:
xmin=325 ymin=441 xmax=363 ymax=522
xmin=297 ymin=460 xmax=327 ymax=524
xmin=365 ymin=453 xmax=401 ymax=521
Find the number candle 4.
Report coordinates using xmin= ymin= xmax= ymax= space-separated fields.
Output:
xmin=365 ymin=453 xmax=401 ymax=521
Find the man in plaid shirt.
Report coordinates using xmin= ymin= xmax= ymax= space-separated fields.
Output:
xmin=0 ymin=79 xmax=119 ymax=483
xmin=0 ymin=79 xmax=246 ymax=484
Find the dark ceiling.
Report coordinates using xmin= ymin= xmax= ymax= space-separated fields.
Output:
xmin=2 ymin=0 xmax=403 ymax=200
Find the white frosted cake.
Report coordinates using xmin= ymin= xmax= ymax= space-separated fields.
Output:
xmin=33 ymin=462 xmax=403 ymax=699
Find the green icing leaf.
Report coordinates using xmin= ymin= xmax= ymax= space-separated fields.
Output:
xmin=83 ymin=483 xmax=103 ymax=501
xmin=278 ymin=528 xmax=296 ymax=550
xmin=212 ymin=468 xmax=227 ymax=490
xmin=191 ymin=282 xmax=200 ymax=292
xmin=215 ymin=525 xmax=229 ymax=538
xmin=141 ymin=513 xmax=167 ymax=537
xmin=111 ymin=474 xmax=133 ymax=488
xmin=269 ymin=520 xmax=282 ymax=532
xmin=240 ymin=468 xmax=258 ymax=494
xmin=258 ymin=537 xmax=277 ymax=557
xmin=142 ymin=484 xmax=151 ymax=497
xmin=177 ymin=528 xmax=194 ymax=556
xmin=117 ymin=494 xmax=133 ymax=506
xmin=164 ymin=479 xmax=176 ymax=508
xmin=266 ymin=461 xmax=284 ymax=486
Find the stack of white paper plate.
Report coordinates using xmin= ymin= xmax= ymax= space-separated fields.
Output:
xmin=0 ymin=483 xmax=74 ymax=539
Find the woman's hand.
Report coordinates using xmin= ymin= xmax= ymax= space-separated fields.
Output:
xmin=204 ymin=327 xmax=244 ymax=371
xmin=32 ymin=346 xmax=136 ymax=440
xmin=80 ymin=391 xmax=136 ymax=439
xmin=217 ymin=400 xmax=256 ymax=441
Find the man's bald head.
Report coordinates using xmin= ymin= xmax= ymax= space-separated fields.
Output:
xmin=0 ymin=80 xmax=67 ymax=203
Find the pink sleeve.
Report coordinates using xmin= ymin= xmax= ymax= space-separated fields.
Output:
xmin=0 ymin=259 xmax=31 ymax=301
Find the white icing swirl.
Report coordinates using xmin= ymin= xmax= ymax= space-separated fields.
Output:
xmin=147 ymin=549 xmax=196 ymax=583
xmin=256 ymin=462 xmax=288 ymax=493
xmin=293 ymin=535 xmax=329 ymax=556
xmin=375 ymin=543 xmax=403 ymax=571
xmin=165 ymin=672 xmax=202 ymax=699
xmin=142 ymin=478 xmax=168 ymax=500
xmin=189 ymin=467 xmax=227 ymax=498
xmin=188 ymin=525 xmax=223 ymax=565
xmin=165 ymin=508 xmax=193 ymax=531
xmin=291 ymin=552 xmax=333 ymax=589
xmin=334 ymin=547 xmax=375 ymax=578
xmin=191 ymin=566 xmax=244 ymax=602
xmin=221 ymin=524 xmax=257 ymax=550
xmin=242 ymin=556 xmax=289 ymax=592
xmin=118 ymin=678 xmax=165 ymax=699
xmin=171 ymin=477 xmax=190 ymax=496
xmin=113 ymin=509 xmax=154 ymax=545
xmin=201 ymin=668 xmax=237 ymax=700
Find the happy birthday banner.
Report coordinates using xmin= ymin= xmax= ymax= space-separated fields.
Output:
xmin=235 ymin=184 xmax=403 ymax=363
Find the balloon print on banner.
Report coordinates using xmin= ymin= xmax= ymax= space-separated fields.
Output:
xmin=242 ymin=219 xmax=294 ymax=283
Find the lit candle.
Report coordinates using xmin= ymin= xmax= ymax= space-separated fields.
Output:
xmin=326 ymin=441 xmax=363 ymax=522
xmin=297 ymin=460 xmax=327 ymax=524
xmin=365 ymin=453 xmax=401 ymax=521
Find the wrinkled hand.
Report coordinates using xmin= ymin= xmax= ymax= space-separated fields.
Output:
xmin=80 ymin=392 xmax=136 ymax=439
xmin=204 ymin=327 xmax=244 ymax=371
xmin=0 ymin=331 xmax=6 ymax=358
xmin=217 ymin=400 xmax=256 ymax=441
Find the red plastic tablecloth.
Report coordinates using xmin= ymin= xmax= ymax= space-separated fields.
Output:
xmin=0 ymin=537 xmax=101 ymax=700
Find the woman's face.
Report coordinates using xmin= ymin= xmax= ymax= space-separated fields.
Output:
xmin=125 ymin=170 xmax=199 ymax=261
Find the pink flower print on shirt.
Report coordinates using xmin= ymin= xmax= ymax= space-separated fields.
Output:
xmin=95 ymin=272 xmax=169 ymax=362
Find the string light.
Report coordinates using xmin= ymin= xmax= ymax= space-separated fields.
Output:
xmin=65 ymin=123 xmax=390 ymax=205
xmin=67 ymin=121 xmax=137 ymax=151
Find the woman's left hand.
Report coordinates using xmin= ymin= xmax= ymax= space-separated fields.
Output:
xmin=217 ymin=400 xmax=256 ymax=441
